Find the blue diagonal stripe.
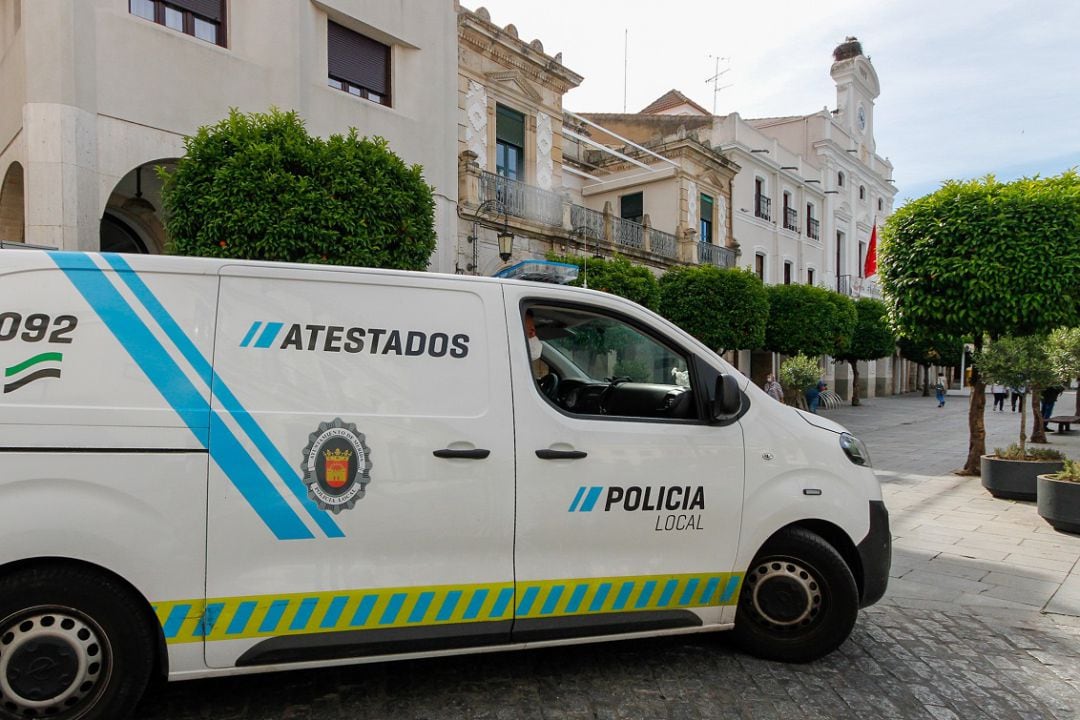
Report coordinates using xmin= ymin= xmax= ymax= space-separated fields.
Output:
xmin=52 ymin=253 xmax=312 ymax=540
xmin=194 ymin=603 xmax=225 ymax=637
xmin=567 ymin=486 xmax=586 ymax=512
xmin=516 ymin=586 xmax=540 ymax=616
xmin=580 ymin=486 xmax=603 ymax=512
xmin=408 ymin=592 xmax=435 ymax=623
xmin=226 ymin=601 xmax=257 ymax=635
xmin=162 ymin=604 xmax=191 ymax=639
xmin=699 ymin=577 xmax=721 ymax=605
xmin=239 ymin=321 xmax=262 ymax=348
xmin=491 ymin=588 xmax=514 ymax=619
xmin=589 ymin=583 xmax=612 ymax=612
xmin=540 ymin=586 xmax=564 ymax=615
xmin=678 ymin=578 xmax=700 ymax=606
xmin=463 ymin=589 xmax=489 ymax=620
xmin=612 ymin=581 xmax=634 ymax=611
xmin=565 ymin=584 xmax=588 ymax=614
xmin=290 ymin=598 xmax=319 ymax=631
xmin=350 ymin=595 xmax=377 ymax=627
xmin=102 ymin=254 xmax=342 ymax=539
xmin=380 ymin=593 xmax=407 ymax=625
xmin=259 ymin=600 xmax=289 ymax=633
xmin=657 ymin=579 xmax=679 ymax=608
xmin=635 ymin=580 xmax=656 ymax=609
xmin=254 ymin=322 xmax=284 ymax=348
xmin=436 ymin=591 xmax=462 ymax=622
xmin=719 ymin=575 xmax=741 ymax=604
xmin=321 ymin=597 xmax=349 ymax=629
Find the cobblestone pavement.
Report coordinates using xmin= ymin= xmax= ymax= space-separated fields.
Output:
xmin=140 ymin=392 xmax=1080 ymax=719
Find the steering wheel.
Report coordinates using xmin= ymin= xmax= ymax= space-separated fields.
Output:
xmin=538 ymin=373 xmax=559 ymax=400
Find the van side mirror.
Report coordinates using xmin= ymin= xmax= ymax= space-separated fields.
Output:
xmin=712 ymin=374 xmax=742 ymax=421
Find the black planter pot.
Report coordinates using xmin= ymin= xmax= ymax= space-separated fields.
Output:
xmin=1037 ymin=474 xmax=1080 ymax=534
xmin=981 ymin=455 xmax=1065 ymax=501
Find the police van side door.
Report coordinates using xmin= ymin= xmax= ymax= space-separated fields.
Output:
xmin=505 ymin=285 xmax=745 ymax=641
xmin=201 ymin=267 xmax=515 ymax=669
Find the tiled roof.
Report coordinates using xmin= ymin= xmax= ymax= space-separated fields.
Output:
xmin=640 ymin=90 xmax=710 ymax=116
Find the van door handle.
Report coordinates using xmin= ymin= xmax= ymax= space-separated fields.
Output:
xmin=535 ymin=449 xmax=588 ymax=460
xmin=433 ymin=448 xmax=491 ymax=460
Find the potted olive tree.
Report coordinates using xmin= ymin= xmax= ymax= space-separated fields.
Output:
xmin=1038 ymin=459 xmax=1080 ymax=534
xmin=779 ymin=354 xmax=822 ymax=411
xmin=976 ymin=335 xmax=1065 ymax=500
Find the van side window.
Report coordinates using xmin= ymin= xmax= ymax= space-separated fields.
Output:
xmin=523 ymin=305 xmax=697 ymax=421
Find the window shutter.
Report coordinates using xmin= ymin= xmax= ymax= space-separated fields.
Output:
xmin=328 ymin=21 xmax=389 ymax=96
xmin=168 ymin=0 xmax=223 ymax=21
xmin=495 ymin=105 xmax=525 ymax=148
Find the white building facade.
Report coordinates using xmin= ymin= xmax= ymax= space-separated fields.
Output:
xmin=0 ymin=0 xmax=460 ymax=271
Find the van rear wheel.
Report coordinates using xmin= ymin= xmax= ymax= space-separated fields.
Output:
xmin=0 ymin=565 xmax=154 ymax=720
xmin=732 ymin=527 xmax=858 ymax=663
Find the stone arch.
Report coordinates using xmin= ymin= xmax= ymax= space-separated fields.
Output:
xmin=100 ymin=159 xmax=178 ymax=254
xmin=0 ymin=161 xmax=25 ymax=244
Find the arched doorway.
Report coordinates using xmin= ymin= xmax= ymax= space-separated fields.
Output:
xmin=0 ymin=162 xmax=25 ymax=244
xmin=100 ymin=160 xmax=178 ymax=253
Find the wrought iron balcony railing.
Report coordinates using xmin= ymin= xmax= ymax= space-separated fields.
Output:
xmin=784 ymin=207 xmax=798 ymax=232
xmin=807 ymin=217 xmax=820 ymax=240
xmin=755 ymin=194 xmax=772 ymax=221
xmin=479 ymin=171 xmax=564 ymax=227
xmin=649 ymin=228 xmax=678 ymax=258
xmin=699 ymin=242 xmax=737 ymax=268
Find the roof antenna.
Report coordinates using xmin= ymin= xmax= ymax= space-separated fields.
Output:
xmin=623 ymin=29 xmax=629 ymax=112
xmin=705 ymin=55 xmax=732 ymax=115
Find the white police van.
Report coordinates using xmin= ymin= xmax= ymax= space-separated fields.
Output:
xmin=0 ymin=251 xmax=889 ymax=719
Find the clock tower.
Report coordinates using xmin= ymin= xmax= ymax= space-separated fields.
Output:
xmin=830 ymin=37 xmax=880 ymax=152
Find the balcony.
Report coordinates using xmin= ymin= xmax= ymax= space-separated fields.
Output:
xmin=784 ymin=206 xmax=798 ymax=232
xmin=807 ymin=217 xmax=820 ymax=241
xmin=613 ymin=216 xmax=645 ymax=250
xmin=649 ymin=228 xmax=678 ymax=259
xmin=699 ymin=242 xmax=737 ymax=268
xmin=755 ymin=194 xmax=772 ymax=221
xmin=480 ymin=171 xmax=563 ymax=227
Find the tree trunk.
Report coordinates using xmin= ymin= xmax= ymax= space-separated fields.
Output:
xmin=922 ymin=365 xmax=930 ymax=397
xmin=1019 ymin=394 xmax=1028 ymax=455
xmin=850 ymin=359 xmax=861 ymax=406
xmin=1075 ymin=375 xmax=1080 ymax=415
xmin=1031 ymin=389 xmax=1047 ymax=444
xmin=961 ymin=337 xmax=986 ymax=475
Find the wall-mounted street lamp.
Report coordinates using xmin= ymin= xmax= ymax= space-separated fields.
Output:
xmin=466 ymin=198 xmax=514 ymax=273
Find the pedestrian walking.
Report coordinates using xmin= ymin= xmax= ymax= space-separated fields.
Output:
xmin=763 ymin=373 xmax=784 ymax=403
xmin=935 ymin=374 xmax=946 ymax=408
xmin=1041 ymin=385 xmax=1064 ymax=422
xmin=1010 ymin=385 xmax=1026 ymax=412
xmin=990 ymin=383 xmax=1007 ymax=411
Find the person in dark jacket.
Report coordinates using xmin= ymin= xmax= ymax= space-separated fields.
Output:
xmin=1042 ymin=385 xmax=1064 ymax=422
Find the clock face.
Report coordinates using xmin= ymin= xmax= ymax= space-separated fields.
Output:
xmin=857 ymin=105 xmax=867 ymax=132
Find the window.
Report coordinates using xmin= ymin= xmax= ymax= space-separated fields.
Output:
xmin=859 ymin=241 xmax=867 ymax=278
xmin=755 ymin=253 xmax=765 ymax=280
xmin=783 ymin=191 xmax=797 ymax=231
xmin=495 ymin=104 xmax=525 ymax=180
xmin=620 ymin=192 xmax=643 ymax=224
xmin=837 ymin=171 xmax=845 ymax=187
xmin=130 ymin=0 xmax=225 ymax=45
xmin=859 ymin=185 xmax=866 ymax=201
xmin=700 ymin=193 xmax=714 ymax=243
xmin=129 ymin=0 xmax=224 ymax=45
xmin=328 ymin=21 xmax=391 ymax=106
xmin=878 ymin=197 xmax=884 ymax=212
xmin=807 ymin=268 xmax=815 ymax=286
xmin=784 ymin=261 xmax=792 ymax=285
xmin=524 ymin=305 xmax=696 ymax=421
xmin=754 ymin=178 xmax=770 ymax=221
xmin=806 ymin=202 xmax=819 ymax=240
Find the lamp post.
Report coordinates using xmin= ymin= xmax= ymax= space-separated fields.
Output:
xmin=466 ymin=199 xmax=513 ymax=273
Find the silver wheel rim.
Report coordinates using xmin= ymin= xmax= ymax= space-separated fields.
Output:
xmin=746 ymin=559 xmax=823 ymax=629
xmin=0 ymin=608 xmax=109 ymax=718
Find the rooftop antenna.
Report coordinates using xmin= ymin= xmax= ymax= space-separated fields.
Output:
xmin=623 ymin=29 xmax=629 ymax=112
xmin=705 ymin=55 xmax=733 ymax=115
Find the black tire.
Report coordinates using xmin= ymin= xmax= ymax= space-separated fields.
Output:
xmin=0 ymin=564 xmax=155 ymax=720
xmin=731 ymin=527 xmax=858 ymax=663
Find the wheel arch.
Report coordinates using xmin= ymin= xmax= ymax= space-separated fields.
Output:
xmin=762 ymin=519 xmax=864 ymax=600
xmin=0 ymin=555 xmax=169 ymax=681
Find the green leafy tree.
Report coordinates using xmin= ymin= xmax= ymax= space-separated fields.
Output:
xmin=160 ymin=108 xmax=436 ymax=270
xmin=1048 ymin=327 xmax=1080 ymax=415
xmin=779 ymin=354 xmax=822 ymax=410
xmin=976 ymin=335 xmax=1061 ymax=454
xmin=834 ymin=298 xmax=895 ymax=406
xmin=825 ymin=292 xmax=858 ymax=358
xmin=658 ymin=265 xmax=768 ymax=353
xmin=880 ymin=171 xmax=1080 ymax=474
xmin=547 ymin=254 xmax=660 ymax=310
xmin=897 ymin=334 xmax=964 ymax=397
xmin=764 ymin=285 xmax=842 ymax=357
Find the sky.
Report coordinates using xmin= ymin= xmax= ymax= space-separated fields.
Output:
xmin=473 ymin=0 xmax=1080 ymax=204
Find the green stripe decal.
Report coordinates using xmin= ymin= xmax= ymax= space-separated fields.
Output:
xmin=5 ymin=352 xmax=63 ymax=377
xmin=154 ymin=572 xmax=743 ymax=645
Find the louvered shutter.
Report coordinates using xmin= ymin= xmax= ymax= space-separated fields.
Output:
xmin=167 ymin=0 xmax=223 ymax=21
xmin=328 ymin=21 xmax=389 ymax=96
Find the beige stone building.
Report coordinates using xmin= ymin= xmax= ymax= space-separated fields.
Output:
xmin=0 ymin=0 xmax=460 ymax=271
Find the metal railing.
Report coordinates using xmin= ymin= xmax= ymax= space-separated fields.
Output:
xmin=570 ymin=204 xmax=604 ymax=241
xmin=784 ymin=207 xmax=798 ymax=232
xmin=837 ymin=274 xmax=882 ymax=299
xmin=650 ymin=228 xmax=678 ymax=258
xmin=807 ymin=217 xmax=820 ymax=240
xmin=698 ymin=242 xmax=737 ymax=268
xmin=613 ymin=216 xmax=645 ymax=250
xmin=755 ymin=194 xmax=772 ymax=221
xmin=479 ymin=171 xmax=564 ymax=227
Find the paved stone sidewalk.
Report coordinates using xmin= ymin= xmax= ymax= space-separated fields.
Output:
xmin=140 ymin=391 xmax=1080 ymax=719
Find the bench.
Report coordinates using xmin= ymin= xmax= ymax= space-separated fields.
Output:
xmin=1047 ymin=415 xmax=1080 ymax=433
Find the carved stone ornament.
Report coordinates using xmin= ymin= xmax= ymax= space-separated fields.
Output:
xmin=716 ymin=195 xmax=728 ymax=238
xmin=536 ymin=112 xmax=553 ymax=190
xmin=465 ymin=81 xmax=488 ymax=160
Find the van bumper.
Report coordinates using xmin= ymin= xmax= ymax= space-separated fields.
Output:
xmin=857 ymin=500 xmax=891 ymax=608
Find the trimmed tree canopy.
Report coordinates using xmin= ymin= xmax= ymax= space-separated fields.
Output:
xmin=764 ymin=285 xmax=857 ymax=358
xmin=548 ymin=254 xmax=660 ymax=310
xmin=658 ymin=265 xmax=767 ymax=353
xmin=836 ymin=298 xmax=895 ymax=363
xmin=160 ymin=108 xmax=436 ymax=270
xmin=881 ymin=172 xmax=1080 ymax=340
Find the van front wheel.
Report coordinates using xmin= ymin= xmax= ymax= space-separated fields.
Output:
xmin=732 ymin=527 xmax=858 ymax=663
xmin=0 ymin=565 xmax=154 ymax=720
